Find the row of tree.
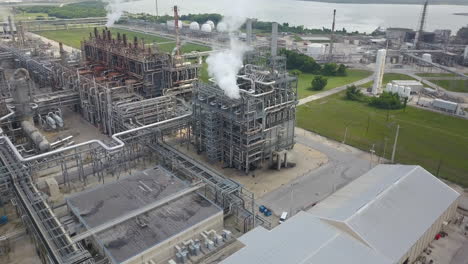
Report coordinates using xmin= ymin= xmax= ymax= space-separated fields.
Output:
xmin=345 ymin=85 xmax=408 ymax=110
xmin=15 ymin=1 xmax=106 ymax=19
xmin=281 ymin=49 xmax=347 ymax=76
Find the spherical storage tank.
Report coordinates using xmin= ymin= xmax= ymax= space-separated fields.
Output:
xmin=167 ymin=20 xmax=183 ymax=29
xmin=201 ymin=23 xmax=212 ymax=33
xmin=189 ymin=21 xmax=200 ymax=31
xmin=217 ymin=21 xmax=228 ymax=32
xmin=206 ymin=20 xmax=215 ymax=30
xmin=307 ymin=43 xmax=326 ymax=55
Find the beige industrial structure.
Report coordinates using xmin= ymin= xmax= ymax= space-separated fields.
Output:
xmin=221 ymin=165 xmax=460 ymax=264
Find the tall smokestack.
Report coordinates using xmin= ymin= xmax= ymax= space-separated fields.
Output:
xmin=329 ymin=9 xmax=336 ymax=61
xmin=134 ymin=36 xmax=138 ymax=49
xmin=117 ymin=32 xmax=121 ymax=43
xmin=107 ymin=30 xmax=112 ymax=43
xmin=102 ymin=29 xmax=107 ymax=41
xmin=123 ymin=34 xmax=127 ymax=46
xmin=246 ymin=18 xmax=253 ymax=46
xmin=94 ymin=27 xmax=98 ymax=38
xmin=174 ymin=5 xmax=181 ymax=56
xmin=271 ymin=22 xmax=278 ymax=57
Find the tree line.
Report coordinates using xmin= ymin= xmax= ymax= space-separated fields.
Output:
xmin=15 ymin=1 xmax=106 ymax=19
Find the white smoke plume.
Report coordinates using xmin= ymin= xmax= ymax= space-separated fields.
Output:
xmin=206 ymin=1 xmax=253 ymax=99
xmin=207 ymin=38 xmax=251 ymax=99
xmin=104 ymin=0 xmax=125 ymax=27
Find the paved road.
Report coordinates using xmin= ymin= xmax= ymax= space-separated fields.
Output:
xmin=298 ymin=76 xmax=374 ymax=105
xmin=259 ymin=128 xmax=374 ymax=215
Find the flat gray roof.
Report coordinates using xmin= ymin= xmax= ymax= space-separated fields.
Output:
xmin=66 ymin=166 xmax=187 ymax=228
xmin=67 ymin=166 xmax=223 ymax=263
xmin=97 ymin=191 xmax=222 ymax=263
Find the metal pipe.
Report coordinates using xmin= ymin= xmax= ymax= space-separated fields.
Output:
xmin=0 ymin=113 xmax=191 ymax=162
xmin=0 ymin=106 xmax=15 ymax=121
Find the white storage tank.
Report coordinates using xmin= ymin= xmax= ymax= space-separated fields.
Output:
xmin=404 ymin=87 xmax=411 ymax=98
xmin=217 ymin=22 xmax=228 ymax=32
xmin=189 ymin=21 xmax=200 ymax=31
xmin=391 ymin=84 xmax=398 ymax=94
xmin=206 ymin=20 xmax=215 ymax=30
xmin=167 ymin=20 xmax=183 ymax=29
xmin=385 ymin=83 xmax=392 ymax=92
xmin=422 ymin=53 xmax=432 ymax=63
xmin=306 ymin=43 xmax=326 ymax=57
xmin=201 ymin=23 xmax=212 ymax=33
xmin=353 ymin=39 xmax=360 ymax=45
xmin=398 ymin=85 xmax=405 ymax=96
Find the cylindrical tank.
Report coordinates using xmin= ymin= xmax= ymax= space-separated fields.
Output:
xmin=21 ymin=120 xmax=50 ymax=152
xmin=52 ymin=113 xmax=64 ymax=128
xmin=306 ymin=43 xmax=325 ymax=55
xmin=404 ymin=87 xmax=411 ymax=97
xmin=189 ymin=22 xmax=200 ymax=31
xmin=353 ymin=39 xmax=360 ymax=45
xmin=206 ymin=20 xmax=215 ymax=30
xmin=398 ymin=85 xmax=405 ymax=96
xmin=391 ymin=84 xmax=398 ymax=94
xmin=217 ymin=22 xmax=228 ymax=32
xmin=46 ymin=115 xmax=56 ymax=129
xmin=201 ymin=23 xmax=212 ymax=33
xmin=422 ymin=53 xmax=432 ymax=63
xmin=385 ymin=83 xmax=392 ymax=92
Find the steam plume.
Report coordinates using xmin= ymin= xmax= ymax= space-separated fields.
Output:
xmin=104 ymin=0 xmax=124 ymax=27
xmin=206 ymin=3 xmax=252 ymax=99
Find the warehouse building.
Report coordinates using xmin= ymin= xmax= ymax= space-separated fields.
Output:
xmin=221 ymin=165 xmax=460 ymax=264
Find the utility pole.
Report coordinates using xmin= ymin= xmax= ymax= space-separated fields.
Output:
xmin=155 ymin=0 xmax=159 ymax=19
xmin=391 ymin=125 xmax=400 ymax=163
xmin=342 ymin=126 xmax=348 ymax=144
xmin=328 ymin=9 xmax=336 ymax=62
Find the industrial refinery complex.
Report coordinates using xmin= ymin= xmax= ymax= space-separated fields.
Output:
xmin=0 ymin=1 xmax=467 ymax=264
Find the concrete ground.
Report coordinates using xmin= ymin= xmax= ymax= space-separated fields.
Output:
xmin=174 ymin=142 xmax=328 ymax=199
xmin=41 ymin=108 xmax=110 ymax=145
xmin=416 ymin=212 xmax=468 ymax=264
xmin=259 ymin=127 xmax=374 ymax=216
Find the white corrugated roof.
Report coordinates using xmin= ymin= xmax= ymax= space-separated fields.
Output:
xmin=221 ymin=165 xmax=459 ymax=264
xmin=222 ymin=211 xmax=392 ymax=264
xmin=308 ymin=165 xmax=460 ymax=262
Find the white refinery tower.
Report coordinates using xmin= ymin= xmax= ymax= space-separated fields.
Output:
xmin=372 ymin=49 xmax=387 ymax=95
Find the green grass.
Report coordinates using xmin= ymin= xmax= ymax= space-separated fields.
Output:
xmin=297 ymin=69 xmax=372 ymax=99
xmin=13 ymin=12 xmax=49 ymax=21
xmin=297 ymin=92 xmax=468 ymax=187
xmin=36 ymin=27 xmax=211 ymax=53
xmin=416 ymin=73 xmax=456 ymax=78
xmin=361 ymin=73 xmax=416 ymax=89
xmin=431 ymin=79 xmax=468 ymax=93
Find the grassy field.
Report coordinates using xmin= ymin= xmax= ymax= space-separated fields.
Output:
xmin=431 ymin=79 xmax=468 ymax=93
xmin=13 ymin=12 xmax=49 ymax=21
xmin=297 ymin=69 xmax=372 ymax=99
xmin=36 ymin=27 xmax=211 ymax=53
xmin=297 ymin=91 xmax=468 ymax=187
